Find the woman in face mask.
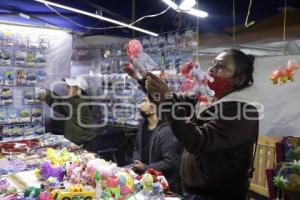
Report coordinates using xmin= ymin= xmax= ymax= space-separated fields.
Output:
xmin=126 ymin=49 xmax=259 ymax=200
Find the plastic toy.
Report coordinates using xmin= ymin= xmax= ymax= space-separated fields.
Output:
xmin=38 ymin=191 xmax=51 ymax=200
xmin=46 ymin=148 xmax=78 ymax=167
xmin=106 ymin=176 xmax=121 ymax=199
xmin=54 ymin=185 xmax=95 ymax=200
xmin=150 ymin=182 xmax=165 ymax=200
xmin=0 ymin=178 xmax=18 ymax=199
xmin=95 ymin=171 xmax=102 ymax=200
xmin=270 ymin=59 xmax=300 ymax=85
xmin=141 ymin=173 xmax=153 ymax=192
xmin=24 ymin=187 xmax=43 ymax=198
xmin=142 ymin=169 xmax=169 ymax=191
xmin=36 ymin=161 xmax=64 ymax=181
xmin=118 ymin=175 xmax=134 ymax=198
xmin=126 ymin=39 xmax=157 ymax=79
xmin=70 ymin=165 xmax=84 ymax=184
xmin=44 ymin=177 xmax=63 ymax=192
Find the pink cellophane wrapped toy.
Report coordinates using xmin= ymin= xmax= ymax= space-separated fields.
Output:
xmin=180 ymin=60 xmax=215 ymax=104
xmin=126 ymin=39 xmax=158 ymax=79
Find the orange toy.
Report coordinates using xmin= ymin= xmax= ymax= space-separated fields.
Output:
xmin=270 ymin=59 xmax=300 ymax=85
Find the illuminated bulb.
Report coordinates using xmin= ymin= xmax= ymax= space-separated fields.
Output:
xmin=179 ymin=0 xmax=196 ymax=11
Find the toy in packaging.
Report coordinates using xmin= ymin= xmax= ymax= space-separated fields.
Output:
xmin=23 ymin=125 xmax=34 ymax=137
xmin=151 ymin=52 xmax=161 ymax=69
xmin=31 ymin=107 xmax=42 ymax=123
xmin=16 ymin=69 xmax=27 ymax=86
xmin=166 ymin=33 xmax=176 ymax=49
xmin=35 ymin=51 xmax=46 ymax=68
xmin=26 ymin=51 xmax=36 ymax=67
xmin=24 ymin=88 xmax=35 ymax=104
xmin=183 ymin=30 xmax=194 ymax=49
xmin=4 ymin=69 xmax=16 ymax=85
xmin=103 ymin=45 xmax=111 ymax=58
xmin=0 ymin=49 xmax=11 ymax=66
xmin=15 ymin=33 xmax=28 ymax=48
xmin=28 ymin=34 xmax=40 ymax=48
xmin=36 ymin=69 xmax=47 ymax=82
xmin=0 ymin=30 xmax=3 ymax=45
xmin=125 ymin=39 xmax=157 ymax=79
xmin=20 ymin=108 xmax=31 ymax=123
xmin=0 ymin=70 xmax=3 ymax=85
xmin=0 ymin=108 xmax=8 ymax=124
xmin=15 ymin=50 xmax=27 ymax=67
xmin=180 ymin=60 xmax=215 ymax=104
xmin=26 ymin=69 xmax=37 ymax=85
xmin=191 ymin=30 xmax=198 ymax=50
xmin=34 ymin=124 xmax=45 ymax=135
xmin=150 ymin=36 xmax=159 ymax=51
xmin=165 ymin=50 xmax=175 ymax=70
xmin=175 ymin=51 xmax=183 ymax=70
xmin=175 ymin=32 xmax=182 ymax=49
xmin=116 ymin=43 xmax=123 ymax=56
xmin=1 ymin=88 xmax=13 ymax=105
xmin=2 ymin=125 xmax=14 ymax=138
xmin=158 ymin=35 xmax=166 ymax=50
xmin=39 ymin=34 xmax=49 ymax=49
xmin=2 ymin=29 xmax=14 ymax=46
xmin=110 ymin=44 xmax=117 ymax=57
xmin=35 ymin=87 xmax=46 ymax=103
xmin=8 ymin=108 xmax=19 ymax=124
xmin=142 ymin=37 xmax=151 ymax=52
xmin=13 ymin=125 xmax=23 ymax=137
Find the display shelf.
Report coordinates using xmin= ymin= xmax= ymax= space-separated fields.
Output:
xmin=0 ymin=27 xmax=48 ymax=142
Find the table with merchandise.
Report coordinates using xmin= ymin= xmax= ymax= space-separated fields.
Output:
xmin=0 ymin=134 xmax=181 ymax=200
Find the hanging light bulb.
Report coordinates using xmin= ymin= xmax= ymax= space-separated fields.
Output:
xmin=179 ymin=0 xmax=196 ymax=11
xmin=161 ymin=0 xmax=208 ymax=18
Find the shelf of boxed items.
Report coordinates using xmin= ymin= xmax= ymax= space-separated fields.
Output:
xmin=94 ymin=74 xmax=142 ymax=128
xmin=0 ymin=44 xmax=48 ymax=143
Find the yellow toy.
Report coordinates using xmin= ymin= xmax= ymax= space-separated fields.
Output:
xmin=54 ymin=185 xmax=95 ymax=200
xmin=46 ymin=148 xmax=78 ymax=167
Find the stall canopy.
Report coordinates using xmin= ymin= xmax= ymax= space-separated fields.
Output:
xmin=0 ymin=0 xmax=299 ymax=37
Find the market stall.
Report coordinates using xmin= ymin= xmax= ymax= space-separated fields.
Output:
xmin=0 ymin=0 xmax=299 ymax=200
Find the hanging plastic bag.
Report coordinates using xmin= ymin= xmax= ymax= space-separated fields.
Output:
xmin=125 ymin=39 xmax=158 ymax=79
xmin=180 ymin=60 xmax=215 ymax=104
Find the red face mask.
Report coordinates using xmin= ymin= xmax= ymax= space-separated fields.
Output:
xmin=207 ymin=74 xmax=233 ymax=99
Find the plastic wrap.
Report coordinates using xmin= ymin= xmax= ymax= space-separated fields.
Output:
xmin=126 ymin=39 xmax=158 ymax=79
xmin=180 ymin=60 xmax=214 ymax=103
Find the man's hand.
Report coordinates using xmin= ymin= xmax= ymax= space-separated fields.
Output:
xmin=145 ymin=72 xmax=172 ymax=103
xmin=131 ymin=160 xmax=145 ymax=171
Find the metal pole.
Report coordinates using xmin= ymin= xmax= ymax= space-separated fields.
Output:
xmin=132 ymin=0 xmax=136 ymax=38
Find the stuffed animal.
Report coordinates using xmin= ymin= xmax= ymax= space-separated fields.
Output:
xmin=37 ymin=161 xmax=64 ymax=182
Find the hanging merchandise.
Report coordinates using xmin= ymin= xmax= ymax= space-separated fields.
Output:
xmin=180 ymin=60 xmax=215 ymax=104
xmin=166 ymin=33 xmax=176 ymax=50
xmin=270 ymin=59 xmax=300 ymax=85
xmin=158 ymin=34 xmax=167 ymax=50
xmin=150 ymin=36 xmax=159 ymax=51
xmin=125 ymin=39 xmax=158 ymax=79
xmin=142 ymin=37 xmax=151 ymax=52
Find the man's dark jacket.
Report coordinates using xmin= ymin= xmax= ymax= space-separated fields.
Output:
xmin=133 ymin=120 xmax=180 ymax=192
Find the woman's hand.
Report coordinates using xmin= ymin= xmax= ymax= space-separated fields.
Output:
xmin=145 ymin=72 xmax=172 ymax=103
xmin=123 ymin=63 xmax=138 ymax=80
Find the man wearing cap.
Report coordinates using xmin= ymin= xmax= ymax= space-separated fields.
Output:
xmin=39 ymin=76 xmax=100 ymax=152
